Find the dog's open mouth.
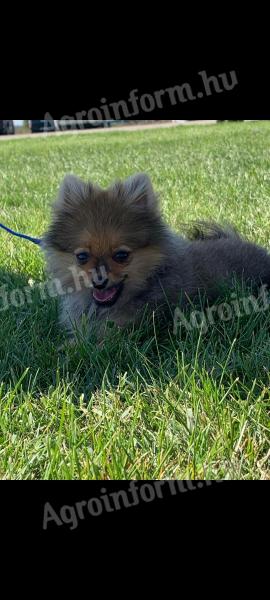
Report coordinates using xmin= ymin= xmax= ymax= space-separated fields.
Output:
xmin=92 ymin=282 xmax=124 ymax=307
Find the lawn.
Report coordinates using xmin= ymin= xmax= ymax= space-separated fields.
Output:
xmin=0 ymin=120 xmax=270 ymax=480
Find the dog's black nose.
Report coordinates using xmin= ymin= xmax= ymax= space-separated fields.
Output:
xmin=93 ymin=279 xmax=109 ymax=290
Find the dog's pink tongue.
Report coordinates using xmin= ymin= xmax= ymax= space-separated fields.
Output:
xmin=93 ymin=287 xmax=117 ymax=303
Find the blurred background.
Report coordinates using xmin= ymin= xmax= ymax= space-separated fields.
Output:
xmin=1 ymin=119 xmax=222 ymax=136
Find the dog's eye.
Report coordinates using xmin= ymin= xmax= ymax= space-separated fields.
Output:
xmin=112 ymin=251 xmax=130 ymax=264
xmin=76 ymin=252 xmax=90 ymax=265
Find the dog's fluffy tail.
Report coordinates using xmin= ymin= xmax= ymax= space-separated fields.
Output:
xmin=184 ymin=221 xmax=240 ymax=242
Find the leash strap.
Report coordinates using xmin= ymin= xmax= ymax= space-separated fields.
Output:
xmin=0 ymin=223 xmax=42 ymax=246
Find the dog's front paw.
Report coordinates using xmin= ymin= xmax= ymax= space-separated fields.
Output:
xmin=57 ymin=337 xmax=77 ymax=352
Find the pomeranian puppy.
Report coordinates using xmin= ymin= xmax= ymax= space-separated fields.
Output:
xmin=43 ymin=173 xmax=270 ymax=336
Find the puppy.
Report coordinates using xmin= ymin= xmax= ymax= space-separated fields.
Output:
xmin=43 ymin=173 xmax=270 ymax=336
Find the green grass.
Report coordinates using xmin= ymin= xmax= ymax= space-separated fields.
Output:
xmin=0 ymin=121 xmax=270 ymax=480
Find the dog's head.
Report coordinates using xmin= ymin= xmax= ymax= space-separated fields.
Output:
xmin=44 ymin=173 xmax=167 ymax=309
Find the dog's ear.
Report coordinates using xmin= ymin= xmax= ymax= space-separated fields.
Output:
xmin=54 ymin=174 xmax=90 ymax=211
xmin=122 ymin=173 xmax=158 ymax=209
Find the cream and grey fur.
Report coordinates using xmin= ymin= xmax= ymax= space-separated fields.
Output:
xmin=43 ymin=173 xmax=270 ymax=335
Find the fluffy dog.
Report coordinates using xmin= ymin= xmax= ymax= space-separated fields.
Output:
xmin=43 ymin=173 xmax=270 ymax=335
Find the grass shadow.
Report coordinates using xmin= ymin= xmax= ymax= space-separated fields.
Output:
xmin=0 ymin=268 xmax=62 ymax=389
xmin=1 ymin=268 xmax=270 ymax=405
